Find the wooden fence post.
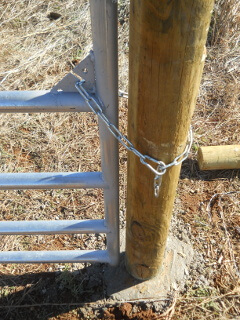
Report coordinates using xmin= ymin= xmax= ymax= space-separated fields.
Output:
xmin=126 ymin=0 xmax=214 ymax=280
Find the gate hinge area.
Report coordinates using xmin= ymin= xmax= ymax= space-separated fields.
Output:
xmin=52 ymin=50 xmax=96 ymax=94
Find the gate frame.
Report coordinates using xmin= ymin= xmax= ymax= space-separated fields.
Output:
xmin=0 ymin=0 xmax=119 ymax=266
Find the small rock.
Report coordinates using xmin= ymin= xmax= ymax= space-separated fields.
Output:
xmin=48 ymin=12 xmax=62 ymax=20
xmin=132 ymin=305 xmax=139 ymax=313
xmin=145 ymin=303 xmax=152 ymax=310
xmin=152 ymin=301 xmax=164 ymax=313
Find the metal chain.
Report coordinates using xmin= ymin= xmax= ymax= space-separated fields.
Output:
xmin=118 ymin=90 xmax=128 ymax=98
xmin=75 ymin=80 xmax=193 ymax=197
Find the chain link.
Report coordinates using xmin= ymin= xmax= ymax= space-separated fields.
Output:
xmin=118 ymin=90 xmax=128 ymax=98
xmin=75 ymin=80 xmax=193 ymax=197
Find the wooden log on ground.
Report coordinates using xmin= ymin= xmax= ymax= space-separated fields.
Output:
xmin=125 ymin=0 xmax=214 ymax=280
xmin=198 ymin=145 xmax=240 ymax=170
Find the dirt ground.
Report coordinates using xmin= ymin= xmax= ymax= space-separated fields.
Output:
xmin=0 ymin=0 xmax=239 ymax=319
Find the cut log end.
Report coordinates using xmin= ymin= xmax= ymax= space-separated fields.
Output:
xmin=197 ymin=145 xmax=240 ymax=170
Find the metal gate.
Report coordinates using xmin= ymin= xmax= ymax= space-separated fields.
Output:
xmin=0 ymin=0 xmax=119 ymax=266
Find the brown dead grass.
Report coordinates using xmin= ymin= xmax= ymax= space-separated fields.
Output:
xmin=0 ymin=0 xmax=239 ymax=319
xmin=173 ymin=1 xmax=240 ymax=318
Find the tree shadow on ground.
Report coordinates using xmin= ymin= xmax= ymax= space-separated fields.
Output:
xmin=0 ymin=253 xmax=143 ymax=320
xmin=180 ymin=159 xmax=240 ymax=181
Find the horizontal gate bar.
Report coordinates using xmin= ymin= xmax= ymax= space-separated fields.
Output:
xmin=0 ymin=172 xmax=107 ymax=190
xmin=0 ymin=250 xmax=110 ymax=264
xmin=0 ymin=219 xmax=108 ymax=235
xmin=0 ymin=91 xmax=90 ymax=113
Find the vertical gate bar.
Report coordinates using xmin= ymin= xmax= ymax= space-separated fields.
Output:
xmin=89 ymin=0 xmax=119 ymax=266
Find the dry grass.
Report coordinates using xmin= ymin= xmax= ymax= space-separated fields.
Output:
xmin=173 ymin=1 xmax=240 ymax=318
xmin=0 ymin=0 xmax=239 ymax=319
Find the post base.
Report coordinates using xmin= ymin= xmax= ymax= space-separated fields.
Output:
xmin=104 ymin=233 xmax=194 ymax=300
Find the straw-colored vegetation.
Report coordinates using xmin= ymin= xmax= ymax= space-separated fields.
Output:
xmin=0 ymin=0 xmax=239 ymax=319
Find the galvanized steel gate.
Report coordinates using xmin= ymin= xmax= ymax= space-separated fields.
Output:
xmin=0 ymin=0 xmax=119 ymax=266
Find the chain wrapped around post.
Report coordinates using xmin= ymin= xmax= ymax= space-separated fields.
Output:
xmin=75 ymin=80 xmax=193 ymax=197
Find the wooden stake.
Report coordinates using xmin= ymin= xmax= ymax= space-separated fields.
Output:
xmin=198 ymin=145 xmax=240 ymax=170
xmin=126 ymin=0 xmax=214 ymax=280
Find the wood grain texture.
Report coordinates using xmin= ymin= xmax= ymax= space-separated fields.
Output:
xmin=198 ymin=145 xmax=240 ymax=170
xmin=126 ymin=0 xmax=214 ymax=280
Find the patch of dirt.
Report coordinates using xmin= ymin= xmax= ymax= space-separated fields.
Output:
xmin=103 ymin=303 xmax=158 ymax=320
